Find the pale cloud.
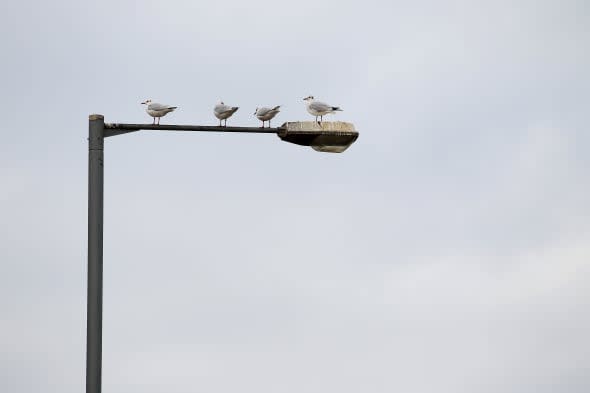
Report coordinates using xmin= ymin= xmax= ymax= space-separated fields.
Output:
xmin=0 ymin=1 xmax=589 ymax=393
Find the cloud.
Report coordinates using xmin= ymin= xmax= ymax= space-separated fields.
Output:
xmin=1 ymin=1 xmax=589 ymax=392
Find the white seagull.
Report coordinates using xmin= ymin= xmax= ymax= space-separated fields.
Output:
xmin=141 ymin=99 xmax=177 ymax=125
xmin=254 ymin=106 xmax=281 ymax=128
xmin=214 ymin=101 xmax=239 ymax=127
xmin=303 ymin=96 xmax=342 ymax=123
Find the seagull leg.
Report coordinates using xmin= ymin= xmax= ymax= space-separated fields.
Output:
xmin=269 ymin=120 xmax=271 ymax=128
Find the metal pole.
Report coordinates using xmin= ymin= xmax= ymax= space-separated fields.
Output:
xmin=87 ymin=114 xmax=104 ymax=393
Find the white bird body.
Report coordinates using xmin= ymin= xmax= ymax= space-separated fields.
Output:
xmin=141 ymin=99 xmax=177 ymax=124
xmin=255 ymin=106 xmax=281 ymax=121
xmin=214 ymin=101 xmax=239 ymax=126
xmin=303 ymin=96 xmax=342 ymax=122
xmin=254 ymin=105 xmax=281 ymax=128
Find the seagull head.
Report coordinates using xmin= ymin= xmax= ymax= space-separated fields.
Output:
xmin=141 ymin=99 xmax=152 ymax=105
xmin=303 ymin=96 xmax=314 ymax=101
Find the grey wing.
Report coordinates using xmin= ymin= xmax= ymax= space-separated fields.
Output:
xmin=256 ymin=107 xmax=271 ymax=116
xmin=148 ymin=102 xmax=172 ymax=111
xmin=309 ymin=101 xmax=332 ymax=112
xmin=215 ymin=104 xmax=232 ymax=114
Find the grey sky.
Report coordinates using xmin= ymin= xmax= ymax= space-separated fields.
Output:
xmin=0 ymin=0 xmax=589 ymax=392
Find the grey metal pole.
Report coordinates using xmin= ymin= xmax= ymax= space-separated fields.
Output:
xmin=87 ymin=114 xmax=104 ymax=393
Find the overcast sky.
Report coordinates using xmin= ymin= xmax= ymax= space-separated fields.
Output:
xmin=0 ymin=1 xmax=589 ymax=392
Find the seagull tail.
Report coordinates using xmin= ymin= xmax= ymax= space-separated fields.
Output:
xmin=272 ymin=105 xmax=281 ymax=111
xmin=332 ymin=106 xmax=343 ymax=111
xmin=169 ymin=106 xmax=178 ymax=110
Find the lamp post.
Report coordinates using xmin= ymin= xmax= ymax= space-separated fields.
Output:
xmin=86 ymin=114 xmax=358 ymax=393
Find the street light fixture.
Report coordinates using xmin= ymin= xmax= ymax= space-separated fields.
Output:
xmin=86 ymin=114 xmax=358 ymax=393
xmin=278 ymin=121 xmax=358 ymax=153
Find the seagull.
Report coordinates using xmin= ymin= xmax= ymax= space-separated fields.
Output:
xmin=303 ymin=96 xmax=342 ymax=123
xmin=141 ymin=99 xmax=177 ymax=125
xmin=214 ymin=101 xmax=239 ymax=127
xmin=254 ymin=106 xmax=281 ymax=128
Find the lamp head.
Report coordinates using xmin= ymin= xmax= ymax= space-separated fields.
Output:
xmin=278 ymin=121 xmax=358 ymax=153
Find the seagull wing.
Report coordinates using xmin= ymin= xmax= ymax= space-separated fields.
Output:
xmin=214 ymin=104 xmax=235 ymax=115
xmin=148 ymin=102 xmax=174 ymax=111
xmin=256 ymin=107 xmax=272 ymax=116
xmin=309 ymin=101 xmax=333 ymax=112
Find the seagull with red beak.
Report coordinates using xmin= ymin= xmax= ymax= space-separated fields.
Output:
xmin=141 ymin=99 xmax=177 ymax=125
